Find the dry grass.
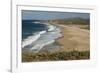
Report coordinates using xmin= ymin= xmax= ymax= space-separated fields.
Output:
xmin=22 ymin=51 xmax=90 ymax=62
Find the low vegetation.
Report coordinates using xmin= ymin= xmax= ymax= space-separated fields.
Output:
xmin=46 ymin=18 xmax=90 ymax=30
xmin=46 ymin=18 xmax=90 ymax=25
xmin=22 ymin=51 xmax=90 ymax=62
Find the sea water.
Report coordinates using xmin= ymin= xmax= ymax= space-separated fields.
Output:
xmin=22 ymin=20 xmax=62 ymax=52
xmin=22 ymin=20 xmax=48 ymax=39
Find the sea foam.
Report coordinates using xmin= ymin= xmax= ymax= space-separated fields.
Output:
xmin=22 ymin=30 xmax=46 ymax=48
xmin=22 ymin=23 xmax=62 ymax=52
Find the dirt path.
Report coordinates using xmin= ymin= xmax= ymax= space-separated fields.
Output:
xmin=56 ymin=24 xmax=90 ymax=52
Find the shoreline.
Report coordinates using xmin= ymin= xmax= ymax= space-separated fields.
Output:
xmin=53 ymin=23 xmax=90 ymax=52
xmin=22 ymin=21 xmax=90 ymax=53
xmin=22 ymin=22 xmax=62 ymax=52
xmin=22 ymin=22 xmax=90 ymax=62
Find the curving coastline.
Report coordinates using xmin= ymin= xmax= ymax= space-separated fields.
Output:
xmin=22 ymin=23 xmax=62 ymax=52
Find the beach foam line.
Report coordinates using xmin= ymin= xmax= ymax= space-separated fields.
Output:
xmin=22 ymin=23 xmax=56 ymax=48
xmin=47 ymin=25 xmax=56 ymax=31
xmin=23 ymin=27 xmax=62 ymax=52
xmin=30 ymin=40 xmax=55 ymax=52
xmin=22 ymin=30 xmax=46 ymax=48
xmin=42 ymin=23 xmax=56 ymax=31
xmin=22 ymin=23 xmax=62 ymax=52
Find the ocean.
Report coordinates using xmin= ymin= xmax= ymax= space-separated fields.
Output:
xmin=22 ymin=20 xmax=62 ymax=52
xmin=22 ymin=20 xmax=48 ymax=40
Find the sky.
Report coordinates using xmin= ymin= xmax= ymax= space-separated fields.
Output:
xmin=22 ymin=10 xmax=90 ymax=20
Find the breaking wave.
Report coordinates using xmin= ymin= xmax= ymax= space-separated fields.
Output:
xmin=22 ymin=23 xmax=62 ymax=52
xmin=22 ymin=30 xmax=46 ymax=48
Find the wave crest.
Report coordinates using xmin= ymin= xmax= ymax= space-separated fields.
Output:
xmin=22 ymin=30 xmax=46 ymax=48
xmin=22 ymin=24 xmax=62 ymax=52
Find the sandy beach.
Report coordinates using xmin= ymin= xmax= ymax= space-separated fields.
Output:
xmin=54 ymin=24 xmax=90 ymax=52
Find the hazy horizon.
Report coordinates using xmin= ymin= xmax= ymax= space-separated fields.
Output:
xmin=22 ymin=10 xmax=90 ymax=20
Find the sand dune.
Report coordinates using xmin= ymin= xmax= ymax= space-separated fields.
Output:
xmin=55 ymin=24 xmax=90 ymax=52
